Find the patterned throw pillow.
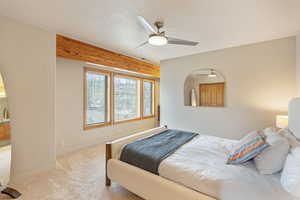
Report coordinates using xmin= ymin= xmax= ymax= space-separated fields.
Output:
xmin=227 ymin=131 xmax=269 ymax=165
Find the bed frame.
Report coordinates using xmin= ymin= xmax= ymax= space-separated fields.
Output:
xmin=105 ymin=98 xmax=300 ymax=200
xmin=105 ymin=126 xmax=216 ymax=200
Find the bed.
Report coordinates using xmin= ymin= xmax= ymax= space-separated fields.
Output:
xmin=105 ymin=98 xmax=300 ymax=200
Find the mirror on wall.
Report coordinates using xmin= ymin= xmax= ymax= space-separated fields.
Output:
xmin=184 ymin=69 xmax=225 ymax=107
xmin=0 ymin=73 xmax=10 ymax=187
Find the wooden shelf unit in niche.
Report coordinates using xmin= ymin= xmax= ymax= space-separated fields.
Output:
xmin=184 ymin=69 xmax=225 ymax=107
xmin=0 ymin=122 xmax=10 ymax=141
xmin=199 ymin=82 xmax=224 ymax=107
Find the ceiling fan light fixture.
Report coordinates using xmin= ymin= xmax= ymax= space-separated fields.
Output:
xmin=208 ymin=74 xmax=217 ymax=77
xmin=208 ymin=69 xmax=217 ymax=77
xmin=148 ymin=35 xmax=168 ymax=46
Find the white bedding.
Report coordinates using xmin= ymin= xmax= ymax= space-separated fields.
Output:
xmin=158 ymin=135 xmax=298 ymax=200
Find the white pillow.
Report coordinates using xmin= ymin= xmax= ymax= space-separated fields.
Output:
xmin=281 ymin=147 xmax=300 ymax=197
xmin=278 ymin=128 xmax=300 ymax=148
xmin=254 ymin=133 xmax=289 ymax=174
xmin=262 ymin=127 xmax=276 ymax=137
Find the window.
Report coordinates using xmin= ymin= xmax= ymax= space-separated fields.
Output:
xmin=84 ymin=68 xmax=111 ymax=129
xmin=114 ymin=75 xmax=140 ymax=122
xmin=143 ymin=80 xmax=155 ymax=117
xmin=84 ymin=67 xmax=155 ymax=129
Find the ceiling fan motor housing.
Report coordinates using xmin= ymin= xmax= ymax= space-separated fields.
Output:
xmin=154 ymin=21 xmax=164 ymax=31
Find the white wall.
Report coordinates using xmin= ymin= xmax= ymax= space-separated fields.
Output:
xmin=161 ymin=37 xmax=296 ymax=139
xmin=0 ymin=16 xmax=56 ymax=182
xmin=56 ymin=58 xmax=158 ymax=156
xmin=297 ymin=33 xmax=300 ymax=95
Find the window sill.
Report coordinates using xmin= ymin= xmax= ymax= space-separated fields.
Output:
xmin=83 ymin=122 xmax=112 ymax=130
xmin=142 ymin=115 xmax=155 ymax=119
xmin=83 ymin=116 xmax=156 ymax=131
xmin=113 ymin=117 xmax=142 ymax=125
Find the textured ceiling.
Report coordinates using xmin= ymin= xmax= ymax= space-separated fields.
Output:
xmin=0 ymin=0 xmax=300 ymax=64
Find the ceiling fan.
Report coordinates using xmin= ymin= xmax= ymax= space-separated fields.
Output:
xmin=137 ymin=16 xmax=199 ymax=47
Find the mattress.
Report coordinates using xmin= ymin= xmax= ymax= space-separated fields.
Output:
xmin=158 ymin=135 xmax=298 ymax=200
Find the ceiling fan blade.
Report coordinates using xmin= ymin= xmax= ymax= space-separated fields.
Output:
xmin=135 ymin=41 xmax=148 ymax=48
xmin=168 ymin=37 xmax=198 ymax=46
xmin=137 ymin=16 xmax=156 ymax=33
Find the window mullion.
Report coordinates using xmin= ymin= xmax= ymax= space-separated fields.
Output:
xmin=111 ymin=72 xmax=115 ymax=124
xmin=153 ymin=81 xmax=156 ymax=117
xmin=140 ymin=79 xmax=143 ymax=119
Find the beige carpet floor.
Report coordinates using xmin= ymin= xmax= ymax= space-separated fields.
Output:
xmin=0 ymin=144 xmax=142 ymax=200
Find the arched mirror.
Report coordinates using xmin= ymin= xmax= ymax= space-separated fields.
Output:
xmin=184 ymin=69 xmax=225 ymax=107
xmin=0 ymin=73 xmax=10 ymax=187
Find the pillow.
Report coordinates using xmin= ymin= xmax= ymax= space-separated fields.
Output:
xmin=262 ymin=127 xmax=276 ymax=137
xmin=281 ymin=147 xmax=300 ymax=197
xmin=278 ymin=128 xmax=300 ymax=148
xmin=227 ymin=131 xmax=269 ymax=165
xmin=254 ymin=133 xmax=289 ymax=174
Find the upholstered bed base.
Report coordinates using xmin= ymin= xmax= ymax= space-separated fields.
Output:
xmin=105 ymin=126 xmax=216 ymax=200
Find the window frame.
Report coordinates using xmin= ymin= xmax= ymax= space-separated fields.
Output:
xmin=113 ymin=73 xmax=142 ymax=124
xmin=142 ymin=79 xmax=156 ymax=119
xmin=83 ymin=67 xmax=156 ymax=130
xmin=83 ymin=67 xmax=112 ymax=130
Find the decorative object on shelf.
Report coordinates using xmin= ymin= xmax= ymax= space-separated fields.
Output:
xmin=0 ymin=76 xmax=6 ymax=98
xmin=191 ymin=89 xmax=197 ymax=107
xmin=184 ymin=69 xmax=225 ymax=107
xmin=276 ymin=115 xmax=288 ymax=129
xmin=3 ymin=108 xmax=9 ymax=121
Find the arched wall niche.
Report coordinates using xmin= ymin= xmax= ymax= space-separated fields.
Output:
xmin=0 ymin=72 xmax=11 ymax=186
xmin=0 ymin=69 xmax=16 ymax=184
xmin=184 ymin=68 xmax=225 ymax=107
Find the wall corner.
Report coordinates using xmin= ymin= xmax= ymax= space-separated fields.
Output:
xmin=296 ymin=33 xmax=300 ymax=96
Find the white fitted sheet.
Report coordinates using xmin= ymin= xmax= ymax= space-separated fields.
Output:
xmin=158 ymin=135 xmax=298 ymax=200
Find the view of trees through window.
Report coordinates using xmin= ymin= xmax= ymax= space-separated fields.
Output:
xmin=114 ymin=76 xmax=139 ymax=121
xmin=143 ymin=81 xmax=153 ymax=116
xmin=86 ymin=72 xmax=107 ymax=125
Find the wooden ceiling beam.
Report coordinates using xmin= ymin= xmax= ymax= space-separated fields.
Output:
xmin=56 ymin=35 xmax=160 ymax=78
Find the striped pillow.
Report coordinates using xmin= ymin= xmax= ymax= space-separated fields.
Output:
xmin=227 ymin=131 xmax=269 ymax=165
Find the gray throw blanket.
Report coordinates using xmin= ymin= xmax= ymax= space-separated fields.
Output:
xmin=120 ymin=129 xmax=198 ymax=175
